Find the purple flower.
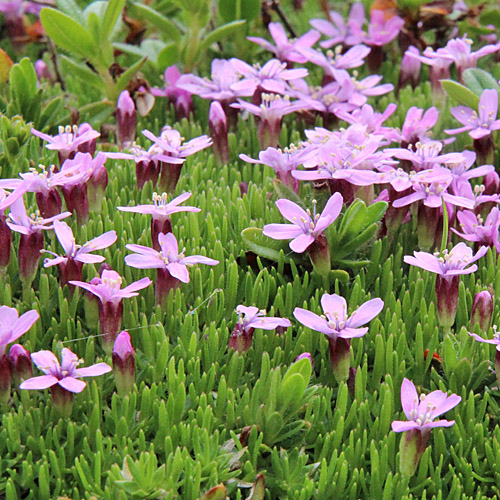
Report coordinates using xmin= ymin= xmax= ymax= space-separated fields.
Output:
xmin=392 ymin=378 xmax=460 ymax=476
xmin=20 ymin=348 xmax=111 ymax=394
xmin=263 ymin=193 xmax=343 ymax=253
xmin=31 ymin=124 xmax=100 ymax=164
xmin=398 ymin=46 xmax=421 ymax=90
xmin=9 ymin=344 xmax=32 ymax=384
xmin=399 ymin=107 xmax=439 ymax=147
xmin=70 ymin=269 xmax=152 ymax=306
xmin=7 ymin=197 xmax=71 ymax=285
xmin=232 ymin=93 xmax=310 ymax=148
xmin=453 ymin=208 xmax=500 ymax=251
xmin=247 ymin=23 xmax=320 ymax=64
xmin=43 ymin=220 xmax=117 ymax=286
xmin=209 ymin=101 xmax=229 ymax=165
xmin=0 ymin=306 xmax=39 ymax=357
xmin=70 ymin=269 xmax=151 ymax=352
xmin=435 ymin=36 xmax=500 ymax=80
xmin=240 ymin=144 xmax=313 ymax=193
xmin=177 ymin=59 xmax=244 ymax=102
xmin=293 ymin=293 xmax=384 ymax=339
xmin=230 ymin=58 xmax=308 ymax=97
xmin=310 ymin=3 xmax=365 ymax=48
xmin=151 ymin=65 xmax=193 ymax=119
xmin=118 ymin=192 xmax=200 ymax=250
xmin=445 ymin=89 xmax=500 ymax=140
xmin=141 ymin=127 xmax=212 ymax=192
xmin=405 ymin=242 xmax=488 ymax=329
xmin=404 ymin=242 xmax=488 ymax=278
xmin=392 ymin=378 xmax=461 ymax=433
xmin=293 ymin=293 xmax=383 ymax=380
xmin=229 ymin=305 xmax=291 ymax=353
xmin=125 ymin=233 xmax=218 ymax=282
xmin=301 ymin=45 xmax=371 ymax=74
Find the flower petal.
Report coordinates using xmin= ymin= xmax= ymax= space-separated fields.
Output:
xmin=75 ymin=363 xmax=112 ymax=377
xmin=19 ymin=375 xmax=59 ymax=390
xmin=58 ymin=377 xmax=87 ymax=393
xmin=348 ymin=298 xmax=384 ymax=328
xmin=293 ymin=307 xmax=334 ymax=335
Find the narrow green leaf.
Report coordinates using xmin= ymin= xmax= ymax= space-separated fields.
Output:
xmin=59 ymin=56 xmax=104 ymax=89
xmin=200 ymin=20 xmax=246 ymax=51
xmin=115 ymin=57 xmax=148 ymax=96
xmin=40 ymin=8 xmax=97 ymax=59
xmin=100 ymin=0 xmax=126 ymax=42
xmin=441 ymin=79 xmax=480 ymax=108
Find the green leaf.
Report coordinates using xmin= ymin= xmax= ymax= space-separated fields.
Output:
xmin=115 ymin=57 xmax=148 ymax=96
xmin=248 ymin=474 xmax=266 ymax=500
xmin=337 ymin=199 xmax=367 ymax=240
xmin=273 ymin=178 xmax=304 ymax=208
xmin=100 ymin=0 xmax=126 ymax=43
xmin=479 ymin=9 xmax=500 ymax=30
xmin=463 ymin=68 xmax=500 ymax=97
xmin=441 ymin=79 xmax=480 ymax=108
xmin=200 ymin=20 xmax=246 ymax=51
xmin=219 ymin=0 xmax=260 ymax=22
xmin=40 ymin=8 xmax=97 ymax=59
xmin=129 ymin=3 xmax=182 ymax=42
xmin=241 ymin=227 xmax=301 ymax=263
xmin=56 ymin=0 xmax=84 ymax=22
xmin=365 ymin=201 xmax=388 ymax=225
xmin=59 ymin=55 xmax=104 ymax=89
xmin=157 ymin=43 xmax=179 ymax=70
xmin=199 ymin=485 xmax=227 ymax=500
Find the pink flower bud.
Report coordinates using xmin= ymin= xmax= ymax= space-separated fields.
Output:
xmin=294 ymin=352 xmax=313 ymax=368
xmin=0 ymin=354 xmax=11 ymax=404
xmin=470 ymin=290 xmax=493 ymax=332
xmin=209 ymin=101 xmax=229 ymax=165
xmin=18 ymin=231 xmax=44 ymax=285
xmin=436 ymin=275 xmax=460 ymax=331
xmin=484 ymin=171 xmax=500 ymax=196
xmin=398 ymin=47 xmax=421 ymax=91
xmin=112 ymin=331 xmax=135 ymax=396
xmin=116 ymin=90 xmax=137 ymax=149
xmin=34 ymin=60 xmax=54 ymax=84
xmin=9 ymin=344 xmax=32 ymax=384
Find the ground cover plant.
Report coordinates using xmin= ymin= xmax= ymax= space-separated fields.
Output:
xmin=2 ymin=0 xmax=500 ymax=498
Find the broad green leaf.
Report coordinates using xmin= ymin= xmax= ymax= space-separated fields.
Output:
xmin=199 ymin=485 xmax=227 ymax=500
xmin=200 ymin=20 xmax=246 ymax=51
xmin=40 ymin=8 xmax=97 ymax=59
xmin=441 ymin=79 xmax=480 ymax=108
xmin=83 ymin=1 xmax=126 ymax=43
xmin=219 ymin=0 xmax=260 ymax=22
xmin=157 ymin=43 xmax=179 ymax=70
xmin=463 ymin=68 xmax=500 ymax=97
xmin=365 ymin=201 xmax=388 ymax=225
xmin=337 ymin=199 xmax=367 ymax=240
xmin=479 ymin=9 xmax=500 ymax=29
xmin=115 ymin=57 xmax=148 ymax=96
xmin=100 ymin=0 xmax=126 ymax=42
xmin=283 ymin=356 xmax=312 ymax=383
xmin=129 ymin=3 xmax=182 ymax=42
xmin=59 ymin=55 xmax=104 ymax=89
xmin=38 ymin=97 xmax=64 ymax=130
xmin=56 ymin=0 xmax=84 ymax=21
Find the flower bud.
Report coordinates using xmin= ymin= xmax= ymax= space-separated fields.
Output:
xmin=399 ymin=429 xmax=430 ymax=477
xmin=9 ymin=344 xmax=32 ymax=385
xmin=116 ymin=90 xmax=137 ymax=149
xmin=34 ymin=60 xmax=54 ymax=84
xmin=328 ymin=336 xmax=351 ymax=382
xmin=398 ymin=46 xmax=421 ymax=91
xmin=0 ymin=354 xmax=11 ymax=405
xmin=18 ymin=231 xmax=44 ymax=286
xmin=483 ymin=171 xmax=499 ymax=196
xmin=470 ymin=290 xmax=493 ymax=332
xmin=112 ymin=331 xmax=135 ymax=396
xmin=436 ymin=275 xmax=460 ymax=331
xmin=209 ymin=101 xmax=229 ymax=165
xmin=294 ymin=352 xmax=313 ymax=368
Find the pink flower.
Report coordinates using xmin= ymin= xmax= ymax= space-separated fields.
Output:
xmin=392 ymin=378 xmax=460 ymax=433
xmin=20 ymin=348 xmax=111 ymax=393
xmin=247 ymin=23 xmax=320 ymax=64
xmin=31 ymin=123 xmax=100 ymax=163
xmin=445 ymin=89 xmax=500 ymax=140
xmin=0 ymin=306 xmax=39 ymax=356
xmin=125 ymin=232 xmax=218 ymax=283
xmin=263 ymin=193 xmax=343 ymax=253
xmin=293 ymin=293 xmax=384 ymax=339
xmin=404 ymin=242 xmax=488 ymax=278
